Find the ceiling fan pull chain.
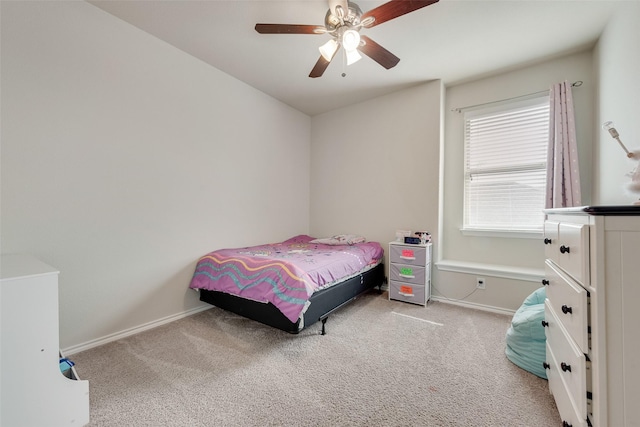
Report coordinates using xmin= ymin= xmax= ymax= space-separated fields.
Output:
xmin=341 ymin=49 xmax=347 ymax=77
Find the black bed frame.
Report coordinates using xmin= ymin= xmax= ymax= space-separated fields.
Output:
xmin=199 ymin=263 xmax=385 ymax=335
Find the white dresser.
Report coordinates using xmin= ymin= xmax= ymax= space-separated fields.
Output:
xmin=543 ymin=207 xmax=640 ymax=427
xmin=388 ymin=241 xmax=432 ymax=306
xmin=1 ymin=254 xmax=89 ymax=426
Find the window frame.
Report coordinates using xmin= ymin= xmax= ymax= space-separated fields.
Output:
xmin=461 ymin=95 xmax=550 ymax=237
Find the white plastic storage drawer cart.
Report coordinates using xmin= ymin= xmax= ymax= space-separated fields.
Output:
xmin=388 ymin=242 xmax=432 ymax=306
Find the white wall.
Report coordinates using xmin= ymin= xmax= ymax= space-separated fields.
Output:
xmin=0 ymin=1 xmax=311 ymax=350
xmin=310 ymin=81 xmax=443 ymax=274
xmin=437 ymin=52 xmax=595 ymax=312
xmin=594 ymin=2 xmax=640 ymax=204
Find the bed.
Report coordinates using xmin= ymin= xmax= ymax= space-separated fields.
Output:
xmin=189 ymin=234 xmax=385 ymax=334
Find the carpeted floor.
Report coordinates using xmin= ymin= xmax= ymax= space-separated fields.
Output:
xmin=72 ymin=291 xmax=560 ymax=426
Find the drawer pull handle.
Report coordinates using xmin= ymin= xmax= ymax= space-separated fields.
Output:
xmin=541 ymin=279 xmax=549 ymax=286
xmin=562 ymin=421 xmax=573 ymax=427
xmin=544 ymin=238 xmax=552 ymax=245
xmin=399 ymin=274 xmax=415 ymax=279
xmin=561 ymin=305 xmax=573 ymax=314
xmin=541 ymin=320 xmax=549 ymax=327
xmin=400 ymin=256 xmax=416 ymax=261
xmin=561 ymin=362 xmax=572 ymax=372
xmin=560 ymin=245 xmax=571 ymax=254
xmin=543 ymin=362 xmax=550 ymax=370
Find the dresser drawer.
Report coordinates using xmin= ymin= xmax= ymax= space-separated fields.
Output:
xmin=389 ymin=244 xmax=429 ymax=267
xmin=546 ymin=342 xmax=588 ymax=427
xmin=557 ymin=222 xmax=590 ymax=285
xmin=545 ymin=299 xmax=588 ymax=419
xmin=545 ymin=260 xmax=589 ymax=353
xmin=389 ymin=281 xmax=426 ymax=305
xmin=389 ymin=263 xmax=428 ymax=285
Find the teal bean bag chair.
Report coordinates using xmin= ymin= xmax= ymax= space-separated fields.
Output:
xmin=505 ymin=287 xmax=547 ymax=379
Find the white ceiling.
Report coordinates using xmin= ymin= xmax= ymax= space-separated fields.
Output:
xmin=88 ymin=0 xmax=618 ymax=116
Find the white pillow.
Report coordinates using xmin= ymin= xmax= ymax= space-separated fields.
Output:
xmin=310 ymin=234 xmax=367 ymax=245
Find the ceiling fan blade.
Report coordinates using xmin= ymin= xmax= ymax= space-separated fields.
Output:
xmin=309 ymin=56 xmax=332 ymax=78
xmin=255 ymin=24 xmax=325 ymax=34
xmin=358 ymin=35 xmax=400 ymax=69
xmin=361 ymin=0 xmax=439 ymax=28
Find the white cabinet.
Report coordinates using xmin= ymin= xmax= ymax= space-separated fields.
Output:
xmin=388 ymin=242 xmax=431 ymax=306
xmin=543 ymin=207 xmax=640 ymax=427
xmin=1 ymin=254 xmax=89 ymax=426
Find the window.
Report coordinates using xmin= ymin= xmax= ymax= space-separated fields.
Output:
xmin=463 ymin=95 xmax=549 ymax=235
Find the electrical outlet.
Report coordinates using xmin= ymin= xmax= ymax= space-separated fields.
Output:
xmin=476 ymin=277 xmax=486 ymax=290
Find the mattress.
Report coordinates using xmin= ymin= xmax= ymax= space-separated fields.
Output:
xmin=189 ymin=235 xmax=384 ymax=323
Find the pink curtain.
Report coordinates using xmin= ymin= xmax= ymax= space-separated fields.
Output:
xmin=545 ymin=81 xmax=581 ymax=208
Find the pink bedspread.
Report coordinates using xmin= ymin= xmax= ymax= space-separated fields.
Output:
xmin=189 ymin=235 xmax=383 ymax=322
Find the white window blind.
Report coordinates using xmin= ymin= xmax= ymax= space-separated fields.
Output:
xmin=463 ymin=96 xmax=549 ymax=233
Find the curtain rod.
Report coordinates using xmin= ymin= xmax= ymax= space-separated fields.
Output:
xmin=451 ymin=80 xmax=583 ymax=113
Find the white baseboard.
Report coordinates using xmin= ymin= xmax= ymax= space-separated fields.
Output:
xmin=430 ymin=296 xmax=516 ymax=316
xmin=62 ymin=304 xmax=212 ymax=355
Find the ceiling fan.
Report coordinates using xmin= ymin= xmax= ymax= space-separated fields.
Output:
xmin=255 ymin=0 xmax=439 ymax=78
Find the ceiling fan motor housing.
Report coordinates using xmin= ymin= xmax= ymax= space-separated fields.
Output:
xmin=324 ymin=2 xmax=363 ymax=33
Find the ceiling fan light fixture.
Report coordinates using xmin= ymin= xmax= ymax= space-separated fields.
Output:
xmin=319 ymin=38 xmax=339 ymax=61
xmin=342 ymin=29 xmax=360 ymax=51
xmin=345 ymin=48 xmax=362 ymax=65
xmin=255 ymin=0 xmax=440 ymax=78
